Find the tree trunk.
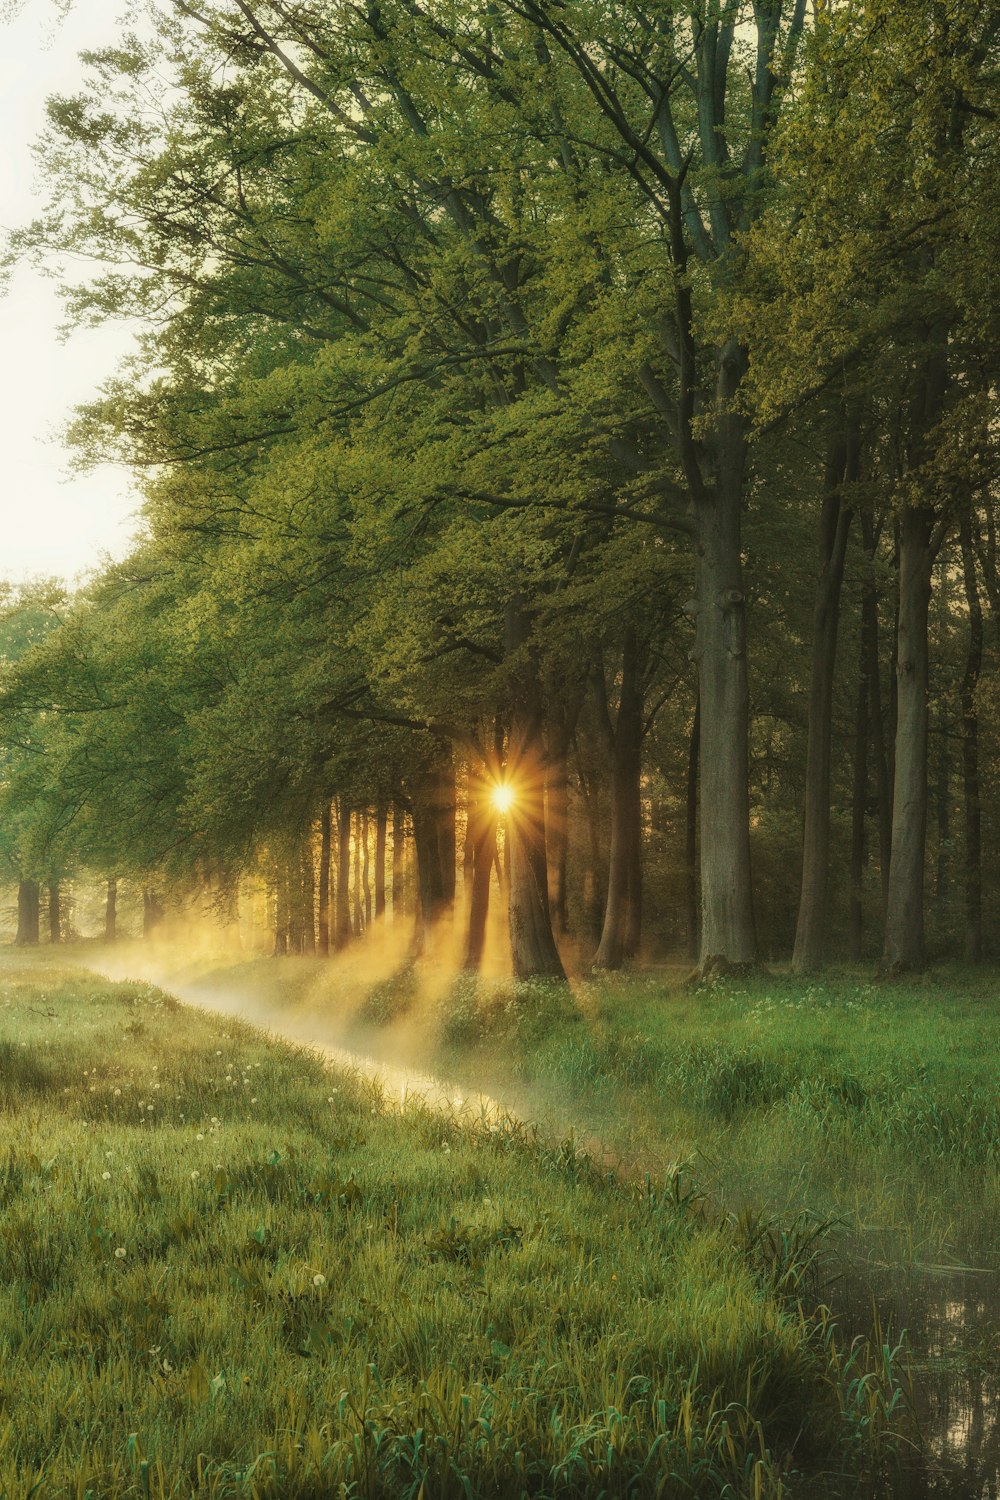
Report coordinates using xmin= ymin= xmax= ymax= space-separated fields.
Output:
xmin=685 ymin=694 xmax=700 ymax=962
xmin=883 ymin=506 xmax=935 ymax=970
xmin=287 ymin=849 xmax=304 ymax=953
xmin=335 ymin=799 xmax=352 ymax=949
xmin=48 ymin=882 xmax=61 ymax=944
xmin=15 ymin=880 xmax=40 ymax=946
xmin=860 ymin=514 xmax=893 ymax=915
xmin=594 ymin=630 xmax=644 ymax=970
xmin=362 ymin=811 xmax=372 ymax=930
xmin=578 ymin=764 xmax=606 ymax=944
xmin=692 ymin=378 xmax=757 ymax=970
xmin=463 ymin=779 xmax=498 ymax=971
xmin=301 ymin=838 xmax=316 ymax=954
xmin=317 ymin=803 xmax=332 ymax=957
xmin=352 ymin=811 xmax=363 ymax=937
xmin=792 ymin=434 xmax=855 ymax=971
xmin=546 ymin=709 xmax=573 ymax=937
xmin=848 ymin=619 xmax=869 ymax=963
xmin=143 ymin=888 xmax=164 ymax=939
xmin=375 ymin=803 xmax=387 ymax=921
xmin=391 ymin=802 xmax=404 ymax=922
xmin=505 ymin=597 xmax=567 ymax=981
xmin=959 ymin=512 xmax=983 ymax=963
xmin=105 ymin=876 xmax=118 ymax=945
xmin=273 ymin=870 xmax=289 ymax=956
xmin=411 ymin=751 xmax=457 ymax=947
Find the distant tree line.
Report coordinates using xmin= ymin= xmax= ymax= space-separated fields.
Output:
xmin=1 ymin=0 xmax=999 ymax=978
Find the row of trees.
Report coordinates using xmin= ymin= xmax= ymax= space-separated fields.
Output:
xmin=1 ymin=0 xmax=998 ymax=977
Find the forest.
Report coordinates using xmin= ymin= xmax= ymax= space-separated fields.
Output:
xmin=1 ymin=3 xmax=1000 ymax=1497
xmin=0 ymin=0 xmax=997 ymax=980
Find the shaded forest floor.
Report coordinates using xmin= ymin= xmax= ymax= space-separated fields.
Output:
xmin=3 ymin=947 xmax=999 ymax=1495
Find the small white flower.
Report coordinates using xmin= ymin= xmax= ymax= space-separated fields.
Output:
xmin=312 ymin=1273 xmax=326 ymax=1287
xmin=250 ymin=1097 xmax=258 ymax=1104
xmin=114 ymin=1246 xmax=126 ymax=1260
xmin=147 ymin=1105 xmax=154 ymax=1112
xmin=190 ymin=1170 xmax=200 ymax=1180
xmin=113 ymin=1088 xmax=122 ymax=1097
xmin=216 ymin=1051 xmax=222 ymax=1056
xmin=102 ymin=1171 xmax=112 ymax=1181
xmin=196 ymin=1133 xmax=204 ymax=1140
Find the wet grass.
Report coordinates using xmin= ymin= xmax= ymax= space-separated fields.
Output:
xmin=425 ymin=967 xmax=1000 ymax=1275
xmin=0 ymin=951 xmax=910 ymax=1499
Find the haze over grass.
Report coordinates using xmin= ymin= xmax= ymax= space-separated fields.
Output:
xmin=0 ymin=951 xmax=906 ymax=1498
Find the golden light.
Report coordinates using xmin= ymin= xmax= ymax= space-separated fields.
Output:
xmin=491 ymin=781 xmax=516 ymax=815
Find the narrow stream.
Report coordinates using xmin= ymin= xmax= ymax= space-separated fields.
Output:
xmin=837 ymin=1265 xmax=1000 ymax=1499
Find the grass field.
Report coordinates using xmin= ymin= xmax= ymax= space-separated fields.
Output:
xmin=168 ymin=950 xmax=1000 ymax=1273
xmin=0 ymin=949 xmax=912 ymax=1499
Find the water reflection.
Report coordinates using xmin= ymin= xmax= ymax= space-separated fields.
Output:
xmin=836 ymin=1266 xmax=1000 ymax=1498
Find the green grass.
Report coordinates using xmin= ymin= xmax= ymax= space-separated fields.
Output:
xmin=0 ymin=951 xmax=908 ymax=1498
xmin=158 ymin=952 xmax=1000 ymax=1272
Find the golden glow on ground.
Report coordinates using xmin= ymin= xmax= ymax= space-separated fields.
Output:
xmin=491 ymin=782 xmax=516 ymax=815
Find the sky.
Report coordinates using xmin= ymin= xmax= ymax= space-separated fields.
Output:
xmin=0 ymin=2 xmax=142 ymax=585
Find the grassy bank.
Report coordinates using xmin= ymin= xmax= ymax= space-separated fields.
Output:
xmin=157 ymin=949 xmax=1000 ymax=1272
xmin=0 ymin=951 xmax=904 ymax=1498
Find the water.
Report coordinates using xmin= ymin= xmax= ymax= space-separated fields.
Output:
xmin=836 ymin=1265 xmax=1000 ymax=1498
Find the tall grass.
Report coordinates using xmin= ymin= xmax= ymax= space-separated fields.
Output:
xmin=0 ymin=955 xmax=910 ymax=1497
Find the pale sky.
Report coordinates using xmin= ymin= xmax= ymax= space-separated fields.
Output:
xmin=0 ymin=2 xmax=142 ymax=585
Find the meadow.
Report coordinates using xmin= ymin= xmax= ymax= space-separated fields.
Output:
xmin=0 ymin=949 xmax=913 ymax=1499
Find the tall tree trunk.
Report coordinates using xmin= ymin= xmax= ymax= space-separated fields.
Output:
xmin=411 ymin=750 xmax=457 ymax=947
xmin=439 ymin=763 xmax=457 ymax=909
xmin=48 ymin=882 xmax=61 ymax=944
xmin=934 ymin=730 xmax=950 ymax=907
xmin=860 ymin=514 xmax=893 ymax=914
xmin=883 ymin=506 xmax=935 ymax=970
xmin=391 ymin=802 xmax=404 ymax=923
xmin=505 ymin=597 xmax=567 ymax=981
xmin=959 ymin=512 xmax=983 ymax=963
xmin=362 ymin=811 xmax=372 ymax=930
xmin=594 ymin=630 xmax=644 ymax=970
xmin=143 ymin=888 xmax=164 ymax=939
xmin=546 ymin=708 xmax=574 ymax=937
xmin=848 ymin=633 xmax=868 ymax=963
xmin=301 ymin=838 xmax=316 ymax=955
xmin=375 ymin=803 xmax=387 ymax=921
xmin=105 ymin=876 xmax=118 ymax=945
xmin=273 ymin=869 xmax=289 ymax=956
xmin=287 ymin=850 xmax=304 ymax=954
xmin=317 ymin=803 xmax=332 ymax=957
xmin=15 ymin=880 xmax=39 ymax=946
xmin=578 ymin=765 xmax=606 ymax=943
xmin=463 ymin=779 xmax=498 ymax=972
xmin=352 ymin=811 xmax=363 ymax=937
xmin=692 ymin=362 xmax=757 ymax=970
xmin=685 ymin=694 xmax=700 ymax=962
xmin=792 ymin=434 xmax=856 ymax=971
xmin=335 ymin=799 xmax=352 ymax=949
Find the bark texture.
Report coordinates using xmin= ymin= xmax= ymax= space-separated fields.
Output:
xmin=15 ymin=880 xmax=40 ymax=946
xmin=317 ymin=803 xmax=331 ymax=957
xmin=505 ymin=597 xmax=567 ymax=981
xmin=593 ymin=631 xmax=644 ymax=970
xmin=959 ymin=512 xmax=983 ymax=963
xmin=883 ymin=506 xmax=936 ymax=970
xmin=792 ymin=433 xmax=856 ymax=971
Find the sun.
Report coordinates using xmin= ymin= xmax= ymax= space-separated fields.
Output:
xmin=491 ymin=781 xmax=515 ymax=815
